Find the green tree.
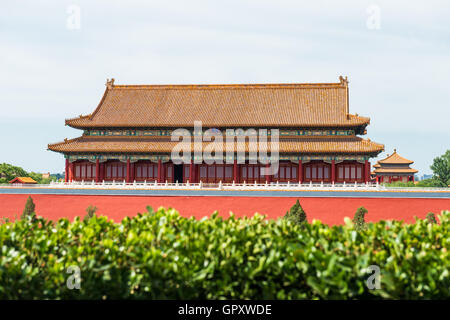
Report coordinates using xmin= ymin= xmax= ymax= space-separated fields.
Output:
xmin=352 ymin=207 xmax=368 ymax=231
xmin=27 ymin=172 xmax=55 ymax=184
xmin=284 ymin=199 xmax=307 ymax=225
xmin=426 ymin=212 xmax=438 ymax=224
xmin=415 ymin=178 xmax=443 ymax=188
xmin=21 ymin=196 xmax=36 ymax=220
xmin=84 ymin=205 xmax=98 ymax=222
xmin=0 ymin=163 xmax=56 ymax=184
xmin=0 ymin=163 xmax=28 ymax=183
xmin=430 ymin=150 xmax=450 ymax=187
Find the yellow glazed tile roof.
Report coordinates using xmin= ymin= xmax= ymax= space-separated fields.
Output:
xmin=65 ymin=77 xmax=370 ymax=129
xmin=378 ymin=150 xmax=414 ymax=164
xmin=48 ymin=135 xmax=384 ymax=154
xmin=9 ymin=177 xmax=38 ymax=184
xmin=373 ymin=168 xmax=418 ymax=174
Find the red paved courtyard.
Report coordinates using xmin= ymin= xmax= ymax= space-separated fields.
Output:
xmin=1 ymin=194 xmax=449 ymax=225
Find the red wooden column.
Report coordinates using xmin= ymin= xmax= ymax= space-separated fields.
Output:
xmin=157 ymin=159 xmax=162 ymax=183
xmin=126 ymin=159 xmax=131 ymax=183
xmin=331 ymin=160 xmax=336 ymax=184
xmin=233 ymin=159 xmax=239 ymax=183
xmin=95 ymin=159 xmax=100 ymax=183
xmin=193 ymin=163 xmax=197 ymax=183
xmin=298 ymin=160 xmax=303 ymax=184
xmin=364 ymin=160 xmax=369 ymax=183
xmin=189 ymin=161 xmax=194 ymax=183
xmin=265 ymin=162 xmax=271 ymax=183
xmin=68 ymin=161 xmax=74 ymax=182
xmin=100 ymin=162 xmax=105 ymax=181
xmin=65 ymin=159 xmax=69 ymax=182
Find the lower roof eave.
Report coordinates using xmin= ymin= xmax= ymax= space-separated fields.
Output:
xmin=55 ymin=151 xmax=382 ymax=160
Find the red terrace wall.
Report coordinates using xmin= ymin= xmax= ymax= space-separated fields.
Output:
xmin=1 ymin=194 xmax=449 ymax=225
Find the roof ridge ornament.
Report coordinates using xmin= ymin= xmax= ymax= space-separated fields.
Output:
xmin=339 ymin=75 xmax=348 ymax=87
xmin=106 ymin=78 xmax=115 ymax=89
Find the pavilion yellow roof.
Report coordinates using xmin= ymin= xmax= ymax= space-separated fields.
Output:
xmin=373 ymin=168 xmax=418 ymax=174
xmin=9 ymin=177 xmax=38 ymax=184
xmin=65 ymin=77 xmax=370 ymax=129
xmin=48 ymin=135 xmax=384 ymax=155
xmin=378 ymin=150 xmax=414 ymax=164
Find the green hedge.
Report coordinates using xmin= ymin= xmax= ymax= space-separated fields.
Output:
xmin=0 ymin=208 xmax=449 ymax=299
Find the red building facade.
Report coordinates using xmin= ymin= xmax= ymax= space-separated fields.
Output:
xmin=49 ymin=77 xmax=384 ymax=184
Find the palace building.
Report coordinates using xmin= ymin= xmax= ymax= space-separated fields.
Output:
xmin=373 ymin=149 xmax=418 ymax=183
xmin=48 ymin=76 xmax=384 ymax=184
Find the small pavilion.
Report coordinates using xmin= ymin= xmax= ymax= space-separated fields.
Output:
xmin=373 ymin=149 xmax=418 ymax=183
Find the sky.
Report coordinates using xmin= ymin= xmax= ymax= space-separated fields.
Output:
xmin=0 ymin=0 xmax=449 ymax=175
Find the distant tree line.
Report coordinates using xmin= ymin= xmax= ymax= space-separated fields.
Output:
xmin=0 ymin=163 xmax=60 ymax=184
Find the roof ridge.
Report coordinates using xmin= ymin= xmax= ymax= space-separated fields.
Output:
xmin=110 ymin=83 xmax=346 ymax=90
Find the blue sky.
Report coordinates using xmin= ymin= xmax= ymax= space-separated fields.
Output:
xmin=1 ymin=0 xmax=449 ymax=175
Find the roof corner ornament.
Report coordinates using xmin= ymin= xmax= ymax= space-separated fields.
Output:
xmin=339 ymin=75 xmax=348 ymax=86
xmin=106 ymin=78 xmax=115 ymax=89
